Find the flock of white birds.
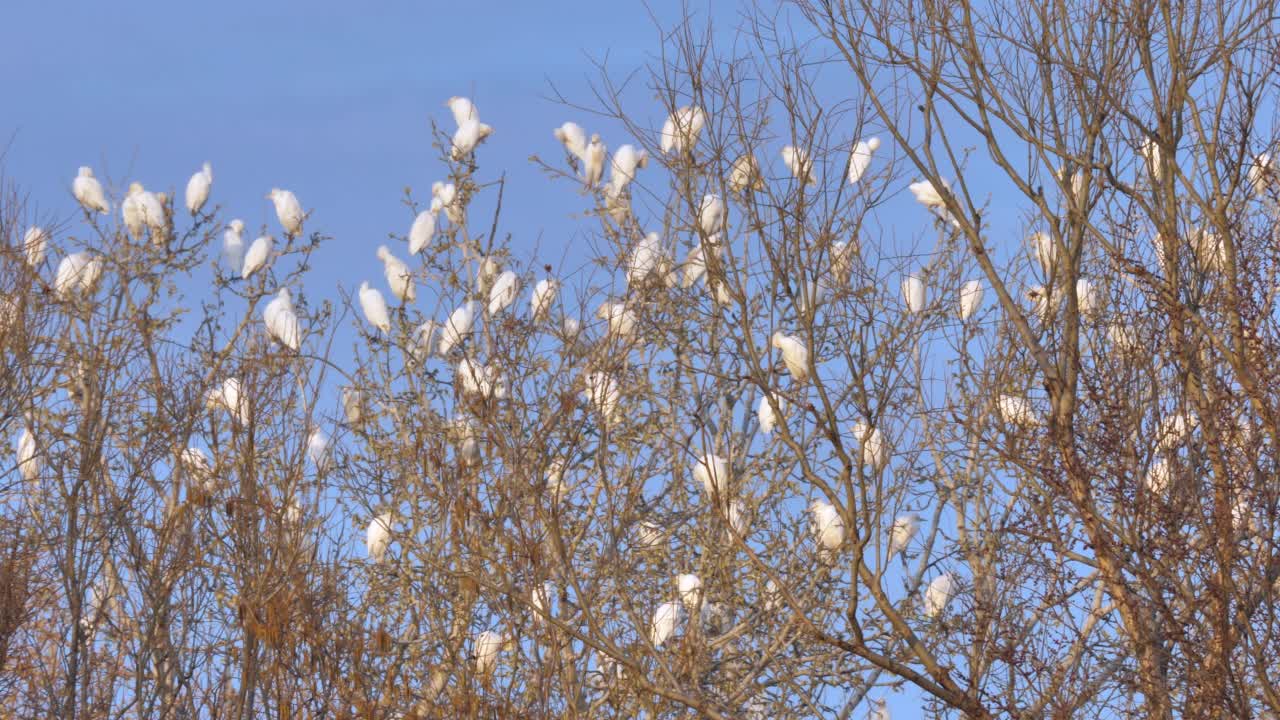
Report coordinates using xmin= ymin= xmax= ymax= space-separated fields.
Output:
xmin=18 ymin=95 xmax=1106 ymax=696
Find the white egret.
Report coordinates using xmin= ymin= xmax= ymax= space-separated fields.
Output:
xmin=870 ymin=698 xmax=890 ymax=720
xmin=887 ymin=513 xmax=919 ymax=561
xmin=408 ymin=209 xmax=436 ymax=255
xmin=1156 ymin=412 xmax=1198 ymax=452
xmin=781 ymin=145 xmax=814 ymax=185
xmin=1144 ymin=457 xmax=1170 ymax=495
xmin=847 ymin=136 xmax=881 ymax=185
xmin=358 ymin=282 xmax=391 ymax=334
xmin=583 ymin=134 xmax=606 ymax=187
xmin=553 ymin=122 xmax=588 ymax=161
xmin=531 ymin=278 xmax=558 ymax=320
xmin=266 ymin=188 xmax=304 ymax=237
xmin=853 ymin=422 xmax=888 ymax=470
xmin=1191 ymin=228 xmax=1225 ymax=273
xmin=636 ymin=519 xmax=665 ymax=549
xmin=307 ymin=428 xmax=330 ymax=473
xmin=726 ymin=500 xmax=749 ymax=537
xmin=959 ymin=280 xmax=984 ymax=320
xmin=544 ymin=458 xmax=568 ymax=500
xmin=650 ymin=601 xmax=684 ymax=648
xmin=22 ymin=227 xmax=48 ymax=267
xmin=830 ymin=240 xmax=858 ymax=284
xmin=366 ymin=513 xmax=394 ymax=562
xmin=729 ymin=153 xmax=764 ymax=192
xmin=924 ymin=573 xmax=956 ymax=618
xmin=487 ymin=270 xmax=520 ymax=316
xmin=206 ymin=377 xmax=249 ymax=425
xmin=185 ymin=162 xmax=212 ymax=215
xmin=16 ymin=427 xmax=39 ymax=483
xmin=1248 ymin=153 xmax=1274 ymax=196
xmin=439 ymin=301 xmax=480 ymax=354
xmin=341 ymin=387 xmax=363 ymax=425
xmin=693 ymin=453 xmax=729 ymax=498
xmin=902 ymin=274 xmax=926 ymax=314
xmin=411 ymin=320 xmax=439 ymax=363
xmin=607 ymin=144 xmax=648 ymax=196
xmin=179 ymin=447 xmax=214 ymax=491
xmin=1025 ymin=285 xmax=1059 ymax=323
xmin=770 ymin=332 xmax=810 ymax=382
xmin=445 ymin=96 xmax=478 ymax=127
xmin=241 ymin=235 xmax=274 ymax=279
xmin=376 ymin=245 xmax=415 ymax=303
xmin=530 ymin=580 xmax=557 ymax=624
xmin=451 ymin=119 xmax=493 ymax=159
xmin=263 ymin=287 xmax=301 ymax=351
xmin=681 ymin=244 xmax=709 ymax=288
xmin=627 ymin=232 xmax=665 ymax=287
xmin=1139 ymin=137 xmax=1163 ymax=181
xmin=456 ymin=357 xmax=506 ymax=400
xmin=809 ymin=500 xmax=845 ymax=551
xmin=997 ymin=394 xmax=1038 ymax=428
xmin=909 ymin=179 xmax=946 ymax=209
xmin=473 ymin=630 xmax=508 ymax=676
xmin=676 ymin=573 xmax=703 ymax=608
xmin=72 ymin=167 xmax=110 ymax=213
xmin=596 ymin=301 xmax=637 ymax=339
xmin=757 ymin=392 xmax=788 ymax=435
xmin=583 ymin=371 xmax=621 ymax=424
xmin=122 ymin=183 xmax=163 ymax=241
xmin=223 ymin=220 xmax=246 ymax=273
xmin=1076 ymin=278 xmax=1101 ymax=319
xmin=698 ymin=194 xmax=725 ymax=235
xmin=1030 ymin=231 xmax=1057 ymax=277
xmin=55 ymin=252 xmax=103 ymax=299
xmin=431 ymin=182 xmax=463 ymax=224
xmin=660 ymin=105 xmax=706 ymax=154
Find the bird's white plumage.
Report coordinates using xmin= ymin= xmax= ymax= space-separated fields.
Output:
xmin=408 ymin=209 xmax=436 ymax=255
xmin=924 ymin=573 xmax=956 ymax=618
xmin=608 ymin=144 xmax=648 ymax=196
xmin=693 ymin=453 xmax=729 ymax=498
xmin=451 ymin=119 xmax=493 ymax=159
xmin=307 ymin=428 xmax=330 ymax=473
xmin=771 ymin=332 xmax=809 ymax=382
xmin=909 ymin=179 xmax=946 ymax=209
xmin=22 ymin=226 xmax=48 ymax=268
xmin=757 ymin=393 xmax=787 ymax=435
xmin=341 ymin=387 xmax=363 ymax=425
xmin=1145 ymin=457 xmax=1170 ymax=495
xmin=902 ymin=275 xmax=926 ymax=314
xmin=487 ymin=270 xmax=520 ymax=316
xmin=781 ymin=146 xmax=814 ymax=185
xmin=554 ymin=121 xmax=588 ymax=161
xmin=267 ymin=188 xmax=304 ymax=237
xmin=887 ymin=513 xmax=919 ymax=560
xmin=597 ymin=302 xmax=637 ymax=339
xmin=853 ymin=422 xmax=888 ymax=469
xmin=1030 ymin=231 xmax=1056 ymax=277
xmin=55 ymin=252 xmax=103 ymax=299
xmin=207 ymin=377 xmax=250 ymax=425
xmin=959 ymin=280 xmax=984 ymax=320
xmin=473 ymin=630 xmax=507 ymax=676
xmin=439 ymin=301 xmax=480 ymax=354
xmin=728 ymin=153 xmax=763 ymax=192
xmin=376 ymin=245 xmax=415 ymax=303
xmin=698 ymin=194 xmax=725 ymax=235
xmin=358 ymin=281 xmax=391 ymax=334
xmin=223 ymin=220 xmax=246 ymax=274
xmin=456 ymin=357 xmax=507 ymax=400
xmin=1248 ymin=153 xmax=1274 ymax=196
xmin=180 ymin=447 xmax=214 ymax=492
xmin=650 ymin=601 xmax=684 ymax=648
xmin=660 ymin=105 xmax=706 ymax=154
xmin=185 ymin=162 xmax=212 ymax=215
xmin=847 ymin=136 xmax=881 ymax=184
xmin=583 ymin=371 xmax=620 ymax=424
xmin=411 ymin=320 xmax=439 ymax=364
xmin=627 ymin=232 xmax=665 ymax=287
xmin=809 ymin=500 xmax=845 ymax=551
xmin=241 ymin=235 xmax=274 ymax=279
xmin=16 ymin=427 xmax=39 ymax=483
xmin=676 ymin=573 xmax=703 ymax=608
xmin=72 ymin=166 xmax=110 ymax=213
xmin=446 ymin=96 xmax=478 ymax=127
xmin=1075 ymin=278 xmax=1101 ymax=319
xmin=531 ymin=278 xmax=558 ymax=320
xmin=583 ymin=134 xmax=606 ymax=187
xmin=366 ymin=513 xmax=393 ymax=562
xmin=431 ymin=182 xmax=463 ymax=224
xmin=263 ymin=287 xmax=301 ymax=351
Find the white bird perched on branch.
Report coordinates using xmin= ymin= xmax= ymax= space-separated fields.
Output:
xmin=959 ymin=280 xmax=983 ymax=320
xmin=223 ymin=220 xmax=245 ymax=274
xmin=728 ymin=153 xmax=764 ymax=193
xmin=888 ymin=513 xmax=919 ymax=562
xmin=757 ymin=393 xmax=788 ymax=435
xmin=1139 ymin=136 xmax=1164 ymax=182
xmin=809 ymin=500 xmax=845 ymax=551
xmin=781 ymin=146 xmax=815 ymax=185
xmin=376 ymin=245 xmax=415 ymax=303
xmin=553 ymin=121 xmax=588 ymax=162
xmin=307 ymin=428 xmax=330 ymax=473
xmin=439 ymin=301 xmax=479 ymax=354
xmin=408 ymin=209 xmax=436 ymax=255
xmin=698 ymin=194 xmax=725 ymax=236
xmin=650 ymin=601 xmax=684 ymax=648
xmin=54 ymin=252 xmax=103 ymax=299
xmin=1144 ymin=457 xmax=1171 ymax=495
xmin=72 ymin=166 xmax=110 ymax=213
xmin=530 ymin=580 xmax=557 ymax=624
xmin=847 ymin=137 xmax=881 ymax=185
xmin=22 ymin=227 xmax=48 ymax=267
xmin=852 ymin=422 xmax=888 ymax=470
xmin=263 ymin=288 xmax=301 ymax=351
xmin=597 ymin=301 xmax=637 ymax=339
xmin=909 ymin=179 xmax=959 ymax=228
xmin=122 ymin=183 xmax=165 ymax=242
xmin=771 ymin=332 xmax=810 ymax=382
xmin=206 ymin=377 xmax=249 ymax=425
xmin=583 ymin=134 xmax=606 ymax=188
xmin=627 ymin=232 xmax=666 ymax=287
xmin=241 ymin=235 xmax=273 ymax=279
xmin=445 ymin=96 xmax=478 ymax=127
xmin=475 ymin=255 xmax=501 ymax=293
xmin=487 ymin=270 xmax=520 ymax=316
xmin=583 ymin=371 xmax=621 ymax=424
xmin=431 ymin=181 xmax=463 ymax=224
xmin=924 ymin=572 xmax=956 ymax=618
xmin=185 ymin=162 xmax=212 ymax=215
xmin=1248 ymin=153 xmax=1274 ymax=197
xmin=456 ymin=357 xmax=507 ymax=400
xmin=410 ymin=320 xmax=439 ymax=365
xmin=179 ymin=447 xmax=213 ymax=492
xmin=660 ymin=105 xmax=706 ymax=154
xmin=902 ymin=274 xmax=926 ymax=314
xmin=473 ymin=630 xmax=510 ymax=676
xmin=451 ymin=119 xmax=493 ymax=160
xmin=997 ymin=394 xmax=1039 ymax=428
xmin=1030 ymin=231 xmax=1057 ymax=278
xmin=608 ymin=144 xmax=648 ymax=196
xmin=676 ymin=573 xmax=703 ymax=608
xmin=693 ymin=453 xmax=729 ymax=499
xmin=266 ymin=188 xmax=304 ymax=238
xmin=531 ymin=278 xmax=558 ymax=320
xmin=16 ymin=426 xmax=39 ymax=483
xmin=358 ymin=282 xmax=391 ymax=334
xmin=366 ymin=513 xmax=394 ymax=562
xmin=341 ymin=387 xmax=363 ymax=425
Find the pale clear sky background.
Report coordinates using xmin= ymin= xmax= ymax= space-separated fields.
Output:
xmin=0 ymin=2 xmax=938 ymax=717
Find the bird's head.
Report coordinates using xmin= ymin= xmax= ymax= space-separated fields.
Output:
xmin=376 ymin=245 xmax=391 ymax=261
xmin=867 ymin=137 xmax=882 ymax=152
xmin=770 ymin=331 xmax=785 ymax=348
xmin=229 ymin=219 xmax=244 ymax=233
xmin=265 ymin=188 xmax=280 ymax=201
xmin=127 ymin=182 xmax=144 ymax=196
xmin=78 ymin=166 xmax=93 ymax=178
xmin=277 ymin=287 xmax=291 ymax=302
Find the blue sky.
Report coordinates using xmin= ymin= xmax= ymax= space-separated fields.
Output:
xmin=1 ymin=2 xmax=948 ymax=717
